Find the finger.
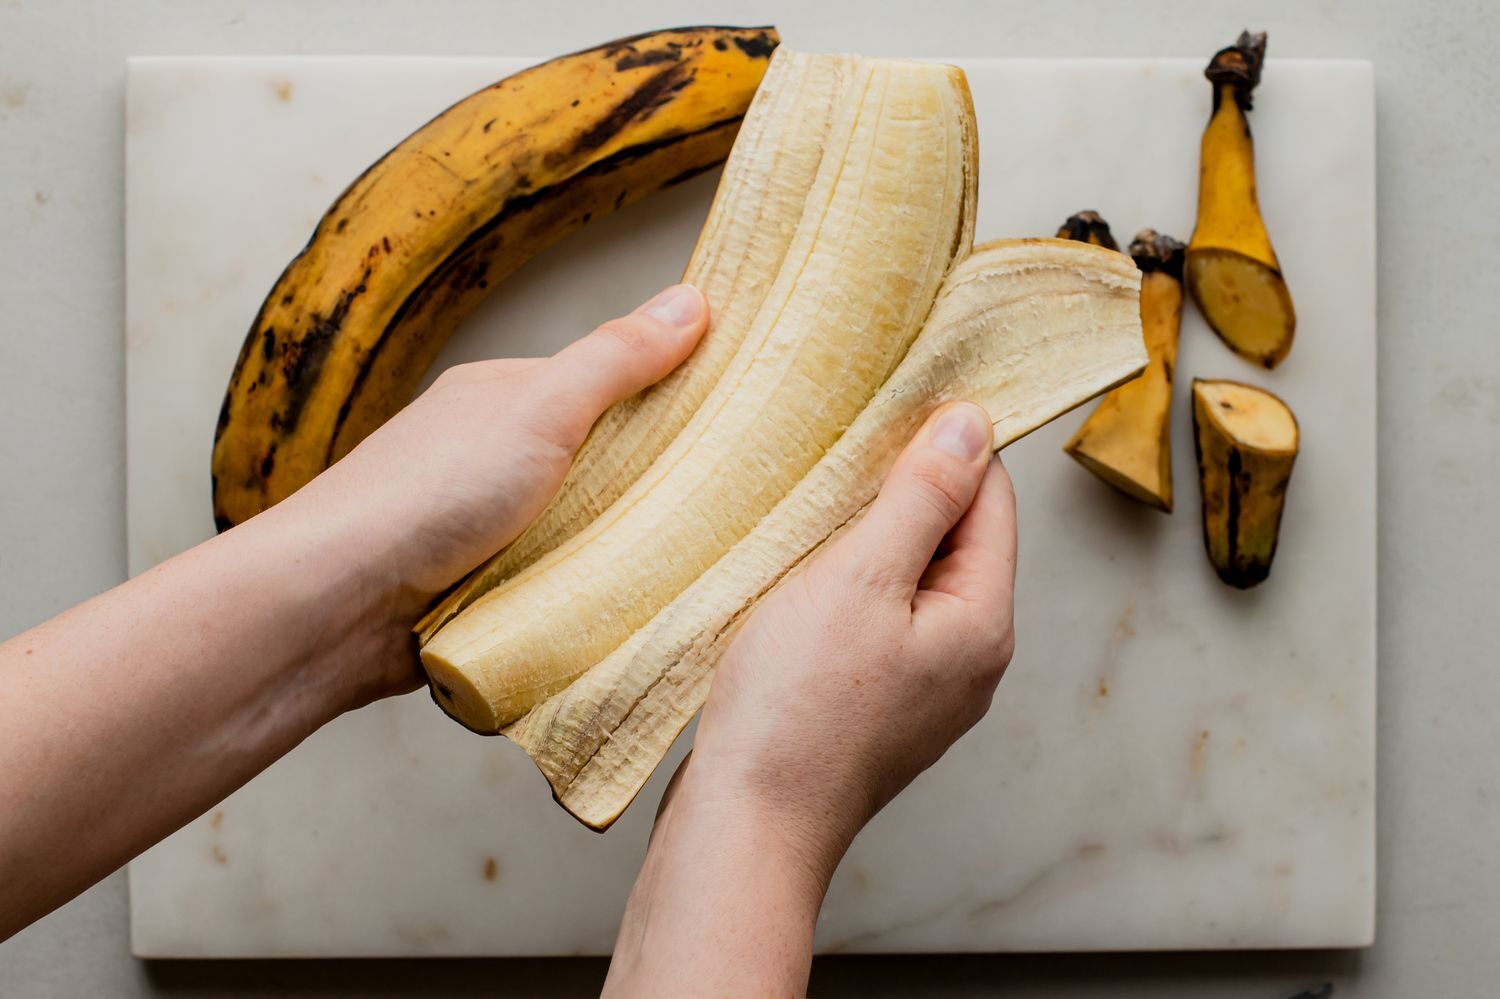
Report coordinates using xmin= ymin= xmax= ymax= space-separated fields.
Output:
xmin=918 ymin=456 xmax=1017 ymax=607
xmin=534 ymin=284 xmax=708 ymax=440
xmin=430 ymin=357 xmax=545 ymax=388
xmin=836 ymin=402 xmax=994 ymax=596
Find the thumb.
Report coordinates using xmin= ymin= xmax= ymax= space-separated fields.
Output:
xmin=839 ymin=402 xmax=994 ymax=595
xmin=535 ymin=284 xmax=708 ymax=439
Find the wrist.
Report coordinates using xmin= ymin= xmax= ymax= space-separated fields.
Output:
xmin=661 ymin=753 xmax=849 ymax=905
xmin=609 ymin=755 xmax=834 ymax=997
xmin=232 ymin=493 xmax=423 ymax=714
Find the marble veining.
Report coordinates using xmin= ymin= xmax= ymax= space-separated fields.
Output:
xmin=125 ymin=56 xmax=1375 ymax=956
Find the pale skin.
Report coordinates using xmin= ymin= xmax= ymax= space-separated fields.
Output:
xmin=0 ymin=284 xmax=1017 ymax=994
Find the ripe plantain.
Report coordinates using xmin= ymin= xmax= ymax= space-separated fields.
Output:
xmin=211 ymin=26 xmax=780 ymax=530
xmin=420 ymin=54 xmax=979 ymax=733
xmin=505 ymin=239 xmax=1146 ymax=829
xmin=416 ymin=48 xmax=852 ymax=640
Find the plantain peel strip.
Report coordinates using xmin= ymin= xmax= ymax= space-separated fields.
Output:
xmin=1064 ymin=227 xmax=1187 ymax=512
xmin=1185 ymin=30 xmax=1296 ymax=368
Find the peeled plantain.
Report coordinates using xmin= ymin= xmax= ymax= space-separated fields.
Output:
xmin=1192 ymin=379 xmax=1299 ymax=588
xmin=421 ymin=54 xmax=980 ymax=731
xmin=211 ymin=26 xmax=779 ymax=530
xmin=1185 ymin=30 xmax=1296 ymax=369
xmin=1064 ymin=228 xmax=1186 ymax=511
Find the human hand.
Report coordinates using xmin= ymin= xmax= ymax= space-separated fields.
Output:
xmin=253 ymin=283 xmax=708 ymax=705
xmin=605 ymin=401 xmax=1016 ymax=997
xmin=689 ymin=400 xmax=1017 ymax=879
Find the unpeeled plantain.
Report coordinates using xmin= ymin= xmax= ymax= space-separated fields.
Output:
xmin=1064 ymin=228 xmax=1186 ymax=511
xmin=211 ymin=26 xmax=779 ymax=530
xmin=1185 ymin=30 xmax=1296 ymax=369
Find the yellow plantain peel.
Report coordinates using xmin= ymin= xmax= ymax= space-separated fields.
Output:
xmin=211 ymin=27 xmax=779 ymax=529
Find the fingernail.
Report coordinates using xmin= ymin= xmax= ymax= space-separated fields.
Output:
xmin=928 ymin=404 xmax=990 ymax=461
xmin=641 ymin=284 xmax=703 ymax=328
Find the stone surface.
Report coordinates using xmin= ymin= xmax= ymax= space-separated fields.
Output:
xmin=121 ymin=55 xmax=1374 ymax=956
xmin=8 ymin=2 xmax=1498 ymax=995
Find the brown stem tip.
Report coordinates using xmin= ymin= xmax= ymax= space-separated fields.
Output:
xmin=1056 ymin=210 xmax=1119 ymax=251
xmin=1129 ymin=229 xmax=1186 ymax=280
xmin=1206 ymin=30 xmax=1267 ymax=110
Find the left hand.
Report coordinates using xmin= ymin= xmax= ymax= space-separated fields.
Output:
xmin=258 ymin=282 xmax=709 ymax=704
xmin=0 ymin=282 xmax=707 ymax=940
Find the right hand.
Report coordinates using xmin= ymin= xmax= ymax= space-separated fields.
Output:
xmin=684 ymin=400 xmax=1019 ymax=884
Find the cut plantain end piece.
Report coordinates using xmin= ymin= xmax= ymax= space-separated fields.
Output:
xmin=1192 ymin=378 xmax=1299 ymax=588
xmin=1186 ymin=29 xmax=1296 ymax=369
xmin=211 ymin=26 xmax=779 ymax=531
xmin=1057 ymin=210 xmax=1120 ymax=251
xmin=1064 ymin=228 xmax=1185 ymax=512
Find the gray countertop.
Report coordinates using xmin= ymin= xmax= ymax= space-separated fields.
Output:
xmin=2 ymin=0 xmax=1497 ymax=995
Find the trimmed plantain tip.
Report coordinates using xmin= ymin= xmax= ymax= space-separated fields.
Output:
xmin=1206 ymin=30 xmax=1267 ymax=108
xmin=1129 ymin=229 xmax=1187 ymax=279
xmin=1056 ymin=210 xmax=1120 ymax=251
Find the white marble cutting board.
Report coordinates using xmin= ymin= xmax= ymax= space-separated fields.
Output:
xmin=125 ymin=54 xmax=1375 ymax=956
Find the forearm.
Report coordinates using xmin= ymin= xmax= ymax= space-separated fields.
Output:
xmin=605 ymin=758 xmax=844 ymax=999
xmin=0 ymin=495 xmax=414 ymax=938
